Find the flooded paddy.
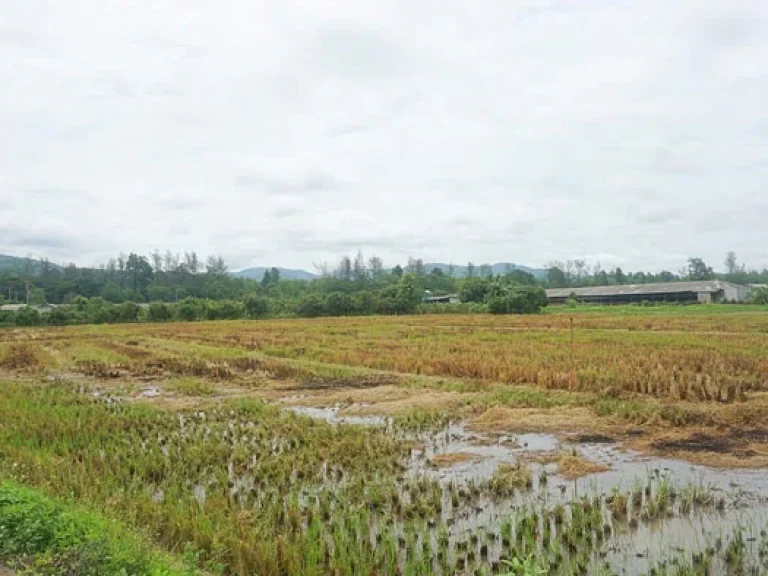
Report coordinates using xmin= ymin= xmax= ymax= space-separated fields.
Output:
xmin=3 ymin=311 xmax=768 ymax=575
xmin=286 ymin=400 xmax=768 ymax=574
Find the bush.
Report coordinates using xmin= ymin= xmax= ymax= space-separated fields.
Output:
xmin=206 ymin=300 xmax=245 ymax=320
xmin=14 ymin=307 xmax=41 ymax=326
xmin=243 ymin=294 xmax=269 ymax=318
xmin=459 ymin=278 xmax=491 ymax=303
xmin=296 ymin=294 xmax=325 ymax=317
xmin=118 ymin=301 xmax=142 ymax=323
xmin=325 ymin=292 xmax=353 ymax=316
xmin=147 ymin=302 xmax=172 ymax=322
xmin=0 ymin=481 xmax=191 ymax=575
xmin=176 ymin=297 xmax=204 ymax=322
xmin=487 ymin=285 xmax=548 ymax=314
xmin=749 ymin=287 xmax=768 ymax=305
xmin=46 ymin=306 xmax=77 ymax=326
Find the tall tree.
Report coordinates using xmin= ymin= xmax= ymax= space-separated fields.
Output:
xmin=352 ymin=251 xmax=367 ymax=282
xmin=184 ymin=251 xmax=200 ymax=274
xmin=337 ymin=256 xmax=352 ymax=281
xmin=205 ymin=255 xmax=228 ymax=277
xmin=466 ymin=262 xmax=475 ymax=279
xmin=547 ymin=267 xmax=567 ymax=288
xmin=687 ymin=257 xmax=714 ymax=280
xmin=368 ymin=256 xmax=383 ymax=279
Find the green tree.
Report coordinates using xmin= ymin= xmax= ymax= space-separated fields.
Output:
xmin=547 ymin=267 xmax=567 ymax=288
xmin=205 ymin=255 xmax=228 ymax=277
xmin=14 ymin=307 xmax=41 ymax=326
xmin=118 ymin=301 xmax=141 ymax=323
xmin=325 ymin=292 xmax=353 ymax=316
xmin=147 ymin=302 xmax=172 ymax=322
xmin=459 ymin=278 xmax=490 ymax=303
xmin=687 ymin=257 xmax=714 ymax=280
xmin=47 ymin=306 xmax=75 ymax=326
xmin=177 ymin=297 xmax=202 ymax=321
xmin=395 ymin=274 xmax=422 ymax=313
xmin=243 ymin=294 xmax=269 ymax=318
xmin=487 ymin=284 xmax=548 ymax=314
xmin=749 ymin=287 xmax=768 ymax=304
xmin=296 ymin=294 xmax=325 ymax=317
xmin=125 ymin=253 xmax=153 ymax=296
xmin=352 ymin=291 xmax=377 ymax=315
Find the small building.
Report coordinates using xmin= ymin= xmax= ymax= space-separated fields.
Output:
xmin=0 ymin=303 xmax=59 ymax=314
xmin=424 ymin=293 xmax=460 ymax=304
xmin=546 ymin=280 xmax=751 ymax=305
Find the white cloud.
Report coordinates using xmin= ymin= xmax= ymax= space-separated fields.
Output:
xmin=1 ymin=0 xmax=767 ymax=272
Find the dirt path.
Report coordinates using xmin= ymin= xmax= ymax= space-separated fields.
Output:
xmin=0 ymin=565 xmax=15 ymax=576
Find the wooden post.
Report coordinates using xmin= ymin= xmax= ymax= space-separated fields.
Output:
xmin=569 ymin=316 xmax=575 ymax=389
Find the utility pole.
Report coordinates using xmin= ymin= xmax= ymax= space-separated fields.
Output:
xmin=26 ymin=281 xmax=30 ymax=305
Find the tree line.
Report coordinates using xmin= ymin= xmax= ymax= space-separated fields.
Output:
xmin=0 ymin=251 xmax=553 ymax=326
xmin=544 ymin=252 xmax=768 ymax=289
xmin=1 ymin=250 xmax=765 ymax=327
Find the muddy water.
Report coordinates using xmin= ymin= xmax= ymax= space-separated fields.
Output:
xmin=286 ymin=403 xmax=768 ymax=574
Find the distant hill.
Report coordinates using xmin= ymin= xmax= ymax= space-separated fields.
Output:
xmin=231 ymin=267 xmax=317 ymax=281
xmin=0 ymin=254 xmax=60 ymax=275
xmin=424 ymin=263 xmax=547 ymax=279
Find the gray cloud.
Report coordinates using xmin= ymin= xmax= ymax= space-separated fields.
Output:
xmin=0 ymin=26 xmax=37 ymax=48
xmin=1 ymin=0 xmax=768 ymax=272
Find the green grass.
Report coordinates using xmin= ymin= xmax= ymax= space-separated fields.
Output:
xmin=164 ymin=378 xmax=217 ymax=396
xmin=0 ymin=480 xmax=194 ymax=575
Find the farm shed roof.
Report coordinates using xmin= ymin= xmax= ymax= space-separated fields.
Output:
xmin=546 ymin=280 xmax=745 ymax=299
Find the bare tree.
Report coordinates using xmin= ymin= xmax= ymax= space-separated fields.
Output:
xmin=184 ymin=251 xmax=200 ymax=274
xmin=205 ymin=255 xmax=228 ymax=276
xmin=368 ymin=256 xmax=383 ymax=279
xmin=150 ymin=250 xmax=164 ymax=273
xmin=353 ymin=250 xmax=367 ymax=281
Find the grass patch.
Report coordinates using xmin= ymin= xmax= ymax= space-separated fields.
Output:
xmin=164 ymin=378 xmax=217 ymax=397
xmin=0 ymin=480 xmax=193 ymax=575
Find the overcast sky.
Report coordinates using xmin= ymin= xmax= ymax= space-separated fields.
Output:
xmin=1 ymin=1 xmax=767 ymax=272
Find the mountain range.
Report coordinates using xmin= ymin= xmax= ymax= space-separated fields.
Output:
xmin=232 ymin=262 xmax=546 ymax=281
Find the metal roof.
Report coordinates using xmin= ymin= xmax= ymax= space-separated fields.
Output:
xmin=546 ymin=280 xmax=744 ymax=299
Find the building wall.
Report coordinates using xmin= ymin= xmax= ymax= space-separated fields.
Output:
xmin=724 ymin=284 xmax=751 ymax=302
xmin=697 ymin=292 xmax=712 ymax=304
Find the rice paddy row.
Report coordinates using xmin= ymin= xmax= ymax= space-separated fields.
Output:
xmin=1 ymin=309 xmax=768 ymax=574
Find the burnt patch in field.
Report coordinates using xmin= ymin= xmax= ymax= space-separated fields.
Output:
xmin=652 ymin=433 xmax=738 ymax=454
xmin=571 ymin=433 xmax=616 ymax=444
xmin=96 ymin=340 xmax=153 ymax=360
xmin=290 ymin=374 xmax=398 ymax=391
xmin=0 ymin=344 xmax=47 ymax=371
xmin=734 ymin=428 xmax=768 ymax=443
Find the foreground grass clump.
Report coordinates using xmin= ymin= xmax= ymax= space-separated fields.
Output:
xmin=0 ymin=480 xmax=191 ymax=575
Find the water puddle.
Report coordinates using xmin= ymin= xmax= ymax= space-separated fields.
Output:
xmin=286 ymin=404 xmax=388 ymax=427
xmin=285 ymin=402 xmax=768 ymax=572
xmin=139 ymin=386 xmax=162 ymax=398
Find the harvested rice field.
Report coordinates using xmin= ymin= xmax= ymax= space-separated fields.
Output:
xmin=2 ymin=306 xmax=768 ymax=575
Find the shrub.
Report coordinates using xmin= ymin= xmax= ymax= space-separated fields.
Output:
xmin=147 ymin=302 xmax=173 ymax=322
xmin=487 ymin=285 xmax=548 ymax=314
xmin=296 ymin=294 xmax=325 ymax=317
xmin=176 ymin=297 xmax=203 ymax=322
xmin=325 ymin=292 xmax=353 ymax=316
xmin=243 ymin=294 xmax=269 ymax=318
xmin=14 ymin=307 xmax=41 ymax=326
xmin=118 ymin=301 xmax=142 ymax=323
